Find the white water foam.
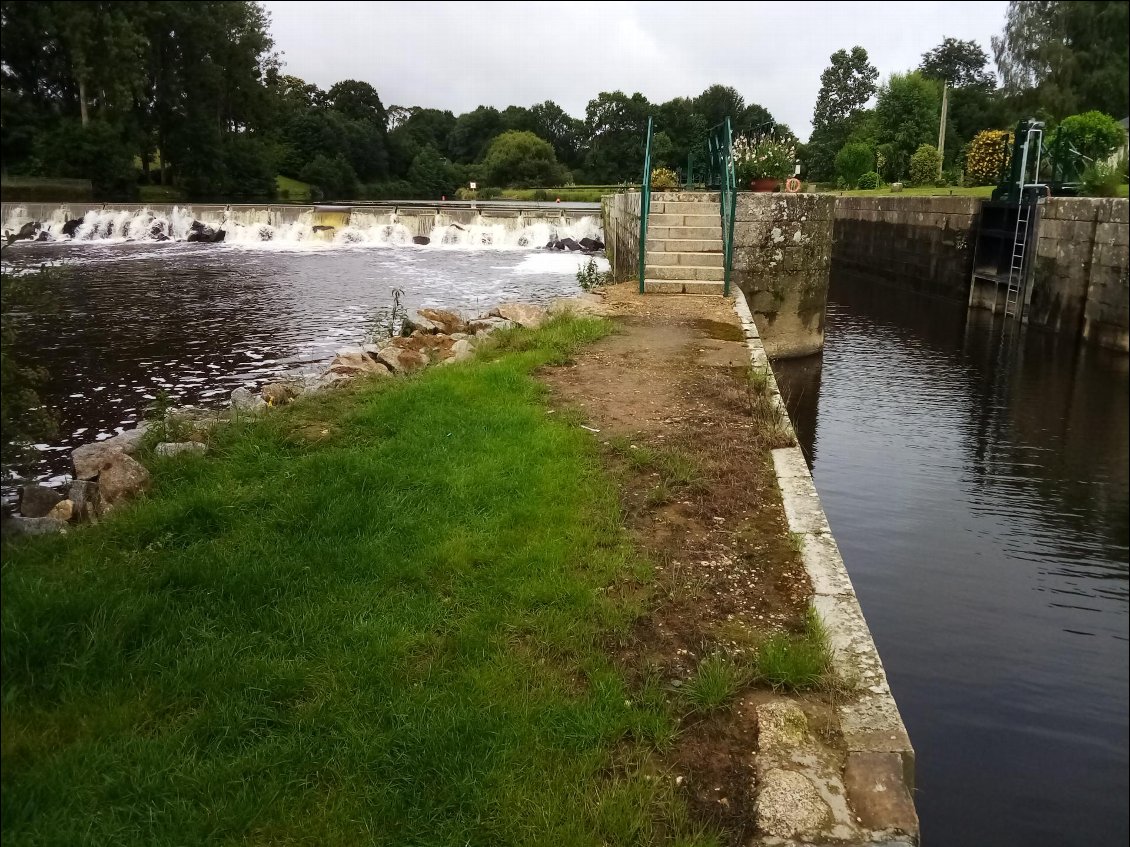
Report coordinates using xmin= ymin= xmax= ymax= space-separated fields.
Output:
xmin=2 ymin=204 xmax=603 ymax=251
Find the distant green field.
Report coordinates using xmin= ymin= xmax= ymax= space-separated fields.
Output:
xmin=138 ymin=184 xmax=186 ymax=203
xmin=276 ymin=174 xmax=312 ymax=203
xmin=496 ymin=187 xmax=619 ymax=203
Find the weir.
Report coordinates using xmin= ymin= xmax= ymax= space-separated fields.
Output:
xmin=0 ymin=202 xmax=603 ymax=249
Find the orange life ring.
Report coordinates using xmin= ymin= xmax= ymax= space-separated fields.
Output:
xmin=785 ymin=177 xmax=802 ymax=193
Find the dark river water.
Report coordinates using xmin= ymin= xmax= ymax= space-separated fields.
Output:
xmin=774 ymin=275 xmax=1129 ymax=847
xmin=2 ymin=240 xmax=599 ymax=492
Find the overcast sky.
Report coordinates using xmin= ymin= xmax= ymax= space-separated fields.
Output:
xmin=262 ymin=0 xmax=1009 ymax=141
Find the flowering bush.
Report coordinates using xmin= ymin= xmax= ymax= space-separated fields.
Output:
xmin=965 ymin=129 xmax=1012 ymax=185
xmin=733 ymin=134 xmax=796 ymax=182
xmin=650 ymin=167 xmax=678 ymax=190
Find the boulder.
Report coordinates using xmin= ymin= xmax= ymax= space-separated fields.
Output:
xmin=376 ymin=344 xmax=428 ymax=374
xmin=102 ymin=423 xmax=149 ymax=455
xmin=4 ymin=516 xmax=67 ymax=536
xmin=155 ymin=441 xmax=207 ymax=458
xmin=402 ymin=311 xmax=440 ymax=334
xmin=417 ymin=307 xmax=465 ymax=335
xmin=412 ymin=235 xmax=431 ymax=245
xmin=448 ymin=339 xmax=475 ymax=363
xmin=324 ymin=350 xmax=392 ymax=378
xmin=15 ymin=221 xmax=40 ymax=241
xmin=36 ymin=230 xmax=51 ymax=242
xmin=73 ymin=441 xmax=118 ymax=479
xmin=68 ymin=480 xmax=103 ymax=522
xmin=62 ymin=217 xmax=84 ymax=237
xmin=312 ymin=225 xmax=336 ymax=233
xmin=559 ymin=237 xmax=581 ymax=251
xmin=98 ymin=453 xmax=151 ymax=507
xmin=579 ymin=237 xmax=597 ymax=250
xmin=18 ymin=484 xmax=64 ymax=518
xmin=495 ymin=303 xmax=548 ymax=329
xmin=231 ymin=386 xmax=267 ymax=412
xmin=48 ymin=499 xmax=74 ymax=522
xmin=261 ymin=381 xmax=303 ymax=405
xmin=548 ymin=293 xmax=608 ymax=316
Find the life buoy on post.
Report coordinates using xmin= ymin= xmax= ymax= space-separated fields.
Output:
xmin=785 ymin=177 xmax=802 ymax=193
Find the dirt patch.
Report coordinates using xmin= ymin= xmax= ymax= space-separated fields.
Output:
xmin=540 ymin=283 xmax=818 ymax=842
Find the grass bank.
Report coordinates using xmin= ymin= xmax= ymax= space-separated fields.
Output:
xmin=1 ymin=317 xmax=727 ymax=846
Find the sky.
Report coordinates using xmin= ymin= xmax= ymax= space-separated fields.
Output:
xmin=262 ymin=0 xmax=1009 ymax=141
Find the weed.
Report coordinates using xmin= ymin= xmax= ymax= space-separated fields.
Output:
xmin=576 ymin=257 xmax=609 ymax=291
xmin=366 ymin=285 xmax=409 ymax=342
xmin=754 ymin=607 xmax=833 ymax=692
xmin=789 ymin=531 xmax=806 ymax=554
xmin=680 ymin=653 xmax=752 ymax=713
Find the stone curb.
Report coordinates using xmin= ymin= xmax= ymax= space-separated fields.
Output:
xmin=732 ymin=291 xmax=920 ymax=843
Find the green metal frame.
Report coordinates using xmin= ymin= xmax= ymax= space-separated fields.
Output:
xmin=706 ymin=119 xmax=736 ymax=297
xmin=638 ymin=116 xmax=654 ymax=293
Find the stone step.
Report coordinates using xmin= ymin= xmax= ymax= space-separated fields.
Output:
xmin=651 ymin=191 xmax=720 ymax=203
xmin=647 ymin=225 xmax=723 ymax=241
xmin=649 ymin=200 xmax=723 ymax=216
xmin=647 ymin=212 xmax=721 ymax=228
xmin=643 ymin=279 xmax=725 ymax=295
xmin=648 ymin=238 xmax=723 ymax=254
xmin=645 ymin=250 xmax=724 ymax=268
xmin=645 ymin=264 xmax=725 ymax=281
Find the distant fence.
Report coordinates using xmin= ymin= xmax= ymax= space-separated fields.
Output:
xmin=1 ymin=177 xmax=94 ymax=202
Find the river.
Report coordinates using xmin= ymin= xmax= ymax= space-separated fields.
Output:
xmin=774 ymin=274 xmax=1129 ymax=846
xmin=1 ymin=236 xmax=602 ymax=493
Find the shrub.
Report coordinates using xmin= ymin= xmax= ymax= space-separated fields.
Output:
xmin=908 ymin=144 xmax=942 ymax=186
xmin=300 ymin=153 xmax=358 ymax=199
xmin=834 ymin=143 xmax=873 ymax=188
xmin=965 ymin=129 xmax=1012 ymax=185
xmin=1080 ymin=161 xmax=1123 ymax=197
xmin=650 ymin=167 xmax=678 ymax=190
xmin=733 ymin=133 xmax=796 ymax=182
xmin=1056 ymin=111 xmax=1125 ymax=164
xmin=481 ymin=130 xmax=569 ymax=188
xmin=941 ymin=167 xmax=964 ymax=187
xmin=856 ymin=171 xmax=880 ymax=189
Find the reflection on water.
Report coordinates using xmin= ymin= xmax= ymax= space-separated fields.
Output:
xmin=773 ymin=276 xmax=1129 ymax=846
xmin=3 ymin=240 xmax=600 ymax=488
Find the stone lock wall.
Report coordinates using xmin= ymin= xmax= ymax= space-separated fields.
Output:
xmin=831 ymin=196 xmax=980 ymax=301
xmin=1032 ymin=198 xmax=1129 ymax=352
xmin=733 ymin=194 xmax=835 ymax=358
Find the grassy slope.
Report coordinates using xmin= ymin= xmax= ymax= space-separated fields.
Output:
xmin=276 ymin=174 xmax=312 ymax=203
xmin=1 ymin=318 xmax=716 ymax=847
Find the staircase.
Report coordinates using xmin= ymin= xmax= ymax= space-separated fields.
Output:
xmin=642 ymin=192 xmax=725 ymax=295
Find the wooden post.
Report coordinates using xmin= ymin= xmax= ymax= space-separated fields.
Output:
xmin=937 ymin=81 xmax=948 ymax=179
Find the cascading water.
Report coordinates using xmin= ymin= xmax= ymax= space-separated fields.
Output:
xmin=1 ymin=203 xmax=603 ymax=249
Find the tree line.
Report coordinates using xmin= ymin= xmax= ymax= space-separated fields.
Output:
xmin=806 ymin=1 xmax=1128 ymax=186
xmin=1 ymin=0 xmax=1126 ymax=200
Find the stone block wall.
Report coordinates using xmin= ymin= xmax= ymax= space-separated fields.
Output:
xmin=1033 ymin=198 xmax=1129 ymax=352
xmin=601 ymin=191 xmax=641 ymax=282
xmin=733 ymin=194 xmax=835 ymax=358
xmin=831 ymin=196 xmax=979 ymax=301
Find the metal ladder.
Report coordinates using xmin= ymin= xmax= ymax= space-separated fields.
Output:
xmin=1003 ymin=202 xmax=1033 ymax=318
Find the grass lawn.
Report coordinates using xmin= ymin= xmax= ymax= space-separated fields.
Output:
xmin=496 ymin=187 xmax=618 ymax=203
xmin=276 ymin=174 xmax=313 ymax=203
xmin=0 ymin=318 xmax=718 ymax=847
xmin=138 ymin=184 xmax=187 ymax=204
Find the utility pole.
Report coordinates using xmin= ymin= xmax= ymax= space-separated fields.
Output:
xmin=937 ymin=81 xmax=949 ymax=179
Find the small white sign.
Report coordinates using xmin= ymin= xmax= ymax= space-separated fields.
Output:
xmin=469 ymin=182 xmax=477 ymax=190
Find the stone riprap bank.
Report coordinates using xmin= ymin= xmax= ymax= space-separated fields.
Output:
xmin=833 ymin=196 xmax=1130 ymax=353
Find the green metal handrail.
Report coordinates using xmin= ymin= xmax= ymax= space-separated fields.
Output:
xmin=706 ymin=119 xmax=736 ymax=297
xmin=638 ymin=116 xmax=654 ymax=293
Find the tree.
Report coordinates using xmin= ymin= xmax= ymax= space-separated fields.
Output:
xmin=992 ymin=1 xmax=1130 ymax=120
xmin=406 ymin=145 xmax=458 ymax=197
xmin=446 ymin=106 xmax=504 ymax=163
xmin=694 ymin=84 xmax=745 ymax=128
xmin=527 ymin=101 xmax=586 ymax=169
xmin=908 ymin=144 xmax=942 ymax=186
xmin=919 ymin=38 xmax=996 ymax=89
xmin=834 ymin=142 xmax=874 ymax=187
xmin=481 ymin=131 xmax=569 ymax=187
xmin=583 ymin=90 xmax=651 ymax=183
xmin=874 ymin=72 xmax=941 ymax=180
xmin=807 ymin=47 xmax=879 ymax=180
xmin=300 ymin=153 xmax=357 ymax=199
xmin=328 ymin=79 xmax=387 ymax=131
